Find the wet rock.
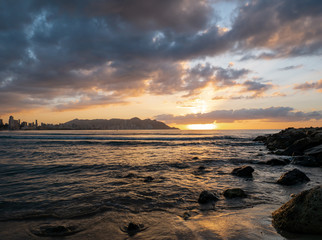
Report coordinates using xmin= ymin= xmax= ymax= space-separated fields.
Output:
xmin=305 ymin=144 xmax=322 ymax=164
xmin=253 ymin=135 xmax=268 ymax=142
xmin=144 ymin=176 xmax=154 ymax=182
xmin=291 ymin=156 xmax=319 ymax=167
xmin=122 ymin=222 xmax=146 ymax=236
xmin=231 ymin=165 xmax=254 ymax=178
xmin=192 ymin=157 xmax=199 ymax=160
xmin=183 ymin=212 xmax=191 ymax=220
xmin=198 ymin=190 xmax=219 ymax=204
xmin=223 ymin=188 xmax=247 ymax=198
xmin=276 ymin=169 xmax=310 ymax=186
xmin=265 ymin=159 xmax=288 ymax=166
xmin=198 ymin=165 xmax=206 ymax=171
xmin=31 ymin=225 xmax=79 ymax=237
xmin=272 ymin=186 xmax=322 ymax=234
xmin=124 ymin=173 xmax=137 ymax=178
xmin=255 ymin=128 xmax=322 ymax=161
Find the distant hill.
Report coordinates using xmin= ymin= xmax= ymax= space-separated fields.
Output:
xmin=62 ymin=117 xmax=177 ymax=130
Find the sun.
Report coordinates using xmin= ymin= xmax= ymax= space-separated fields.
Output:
xmin=187 ymin=123 xmax=217 ymax=130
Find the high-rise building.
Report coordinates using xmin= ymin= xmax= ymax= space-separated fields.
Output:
xmin=0 ymin=119 xmax=3 ymax=127
xmin=8 ymin=116 xmax=20 ymax=130
xmin=8 ymin=116 xmax=14 ymax=130
xmin=35 ymin=120 xmax=38 ymax=127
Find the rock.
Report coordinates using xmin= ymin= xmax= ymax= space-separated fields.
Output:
xmin=144 ymin=176 xmax=154 ymax=182
xmin=231 ymin=165 xmax=254 ymax=178
xmin=31 ymin=225 xmax=79 ymax=237
xmin=198 ymin=165 xmax=206 ymax=171
xmin=276 ymin=169 xmax=310 ymax=185
xmin=183 ymin=212 xmax=191 ymax=220
xmin=223 ymin=188 xmax=247 ymax=198
xmin=265 ymin=159 xmax=288 ymax=166
xmin=282 ymin=137 xmax=314 ymax=155
xmin=122 ymin=222 xmax=146 ymax=236
xmin=124 ymin=173 xmax=137 ymax=178
xmin=198 ymin=190 xmax=219 ymax=204
xmin=305 ymin=144 xmax=322 ymax=163
xmin=192 ymin=157 xmax=199 ymax=160
xmin=272 ymin=186 xmax=322 ymax=234
xmin=253 ymin=135 xmax=268 ymax=142
xmin=255 ymin=128 xmax=322 ymax=159
xmin=291 ymin=156 xmax=320 ymax=167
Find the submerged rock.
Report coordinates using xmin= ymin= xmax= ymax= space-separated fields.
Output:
xmin=198 ymin=190 xmax=219 ymax=204
xmin=272 ymin=186 xmax=322 ymax=234
xmin=144 ymin=176 xmax=154 ymax=182
xmin=231 ymin=166 xmax=254 ymax=178
xmin=223 ymin=188 xmax=247 ymax=198
xmin=198 ymin=165 xmax=206 ymax=171
xmin=31 ymin=225 xmax=79 ymax=237
xmin=276 ymin=169 xmax=310 ymax=186
xmin=121 ymin=222 xmax=146 ymax=236
xmin=265 ymin=159 xmax=288 ymax=166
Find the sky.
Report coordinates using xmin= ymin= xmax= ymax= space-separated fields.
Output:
xmin=0 ymin=0 xmax=321 ymax=129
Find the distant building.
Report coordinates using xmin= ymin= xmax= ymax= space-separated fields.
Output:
xmin=35 ymin=120 xmax=38 ymax=127
xmin=0 ymin=119 xmax=3 ymax=127
xmin=8 ymin=116 xmax=20 ymax=130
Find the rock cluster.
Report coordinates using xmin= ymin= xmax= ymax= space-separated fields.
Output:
xmin=254 ymin=127 xmax=322 ymax=167
xmin=272 ymin=186 xmax=322 ymax=234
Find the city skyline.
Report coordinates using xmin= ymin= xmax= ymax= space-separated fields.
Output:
xmin=0 ymin=0 xmax=321 ymax=129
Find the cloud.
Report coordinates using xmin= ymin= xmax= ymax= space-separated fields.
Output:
xmin=240 ymin=80 xmax=273 ymax=97
xmin=155 ymin=107 xmax=322 ymax=124
xmin=231 ymin=0 xmax=322 ymax=59
xmin=278 ymin=65 xmax=303 ymax=71
xmin=294 ymin=79 xmax=322 ymax=92
xmin=0 ymin=0 xmax=321 ymax=113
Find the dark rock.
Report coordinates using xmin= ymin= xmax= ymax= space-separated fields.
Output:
xmin=231 ymin=165 xmax=254 ymax=178
xmin=223 ymin=188 xmax=247 ymax=198
xmin=276 ymin=169 xmax=310 ymax=185
xmin=282 ymin=137 xmax=314 ymax=155
xmin=272 ymin=186 xmax=322 ymax=234
xmin=198 ymin=190 xmax=219 ymax=204
xmin=253 ymin=135 xmax=268 ymax=142
xmin=124 ymin=173 xmax=137 ymax=178
xmin=144 ymin=176 xmax=154 ymax=182
xmin=305 ymin=144 xmax=322 ymax=163
xmin=265 ymin=159 xmax=288 ymax=166
xmin=183 ymin=212 xmax=191 ymax=220
xmin=122 ymin=222 xmax=145 ymax=236
xmin=192 ymin=157 xmax=199 ymax=160
xmin=31 ymin=225 xmax=79 ymax=237
xmin=255 ymin=128 xmax=322 ymax=160
xmin=198 ymin=165 xmax=206 ymax=171
xmin=291 ymin=156 xmax=320 ymax=167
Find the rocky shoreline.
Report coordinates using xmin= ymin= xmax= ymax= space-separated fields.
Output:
xmin=253 ymin=127 xmax=322 ymax=234
xmin=254 ymin=127 xmax=322 ymax=167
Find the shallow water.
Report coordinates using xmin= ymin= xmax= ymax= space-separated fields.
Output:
xmin=0 ymin=129 xmax=321 ymax=239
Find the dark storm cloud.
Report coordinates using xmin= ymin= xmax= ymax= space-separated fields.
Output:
xmin=156 ymin=107 xmax=322 ymax=124
xmin=294 ymin=79 xmax=322 ymax=92
xmin=230 ymin=0 xmax=322 ymax=59
xmin=0 ymin=0 xmax=321 ymax=112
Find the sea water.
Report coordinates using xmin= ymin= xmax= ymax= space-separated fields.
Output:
xmin=0 ymin=130 xmax=321 ymax=239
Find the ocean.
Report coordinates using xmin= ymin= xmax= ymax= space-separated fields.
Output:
xmin=0 ymin=130 xmax=321 ymax=239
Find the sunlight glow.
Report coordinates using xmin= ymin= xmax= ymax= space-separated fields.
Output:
xmin=187 ymin=123 xmax=217 ymax=130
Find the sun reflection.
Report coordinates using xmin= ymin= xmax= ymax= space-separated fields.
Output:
xmin=187 ymin=123 xmax=217 ymax=130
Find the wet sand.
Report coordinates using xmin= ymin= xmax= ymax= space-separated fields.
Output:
xmin=1 ymin=203 xmax=321 ymax=239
